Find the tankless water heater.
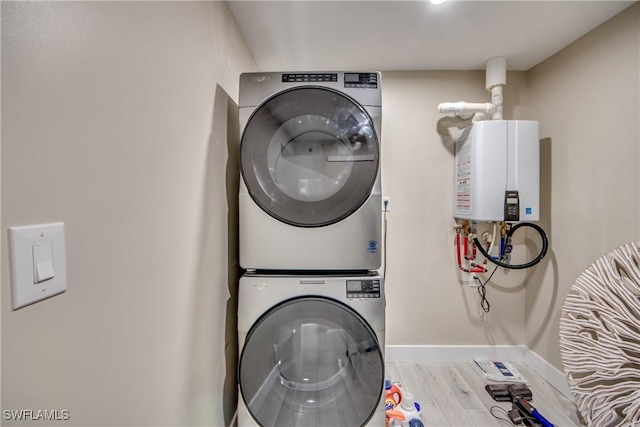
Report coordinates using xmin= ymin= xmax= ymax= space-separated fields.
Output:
xmin=454 ymin=120 xmax=539 ymax=222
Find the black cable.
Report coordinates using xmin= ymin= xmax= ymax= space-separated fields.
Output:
xmin=490 ymin=406 xmax=516 ymax=426
xmin=477 ymin=279 xmax=490 ymax=313
xmin=473 ymin=222 xmax=548 ymax=270
xmin=475 ymin=264 xmax=498 ymax=312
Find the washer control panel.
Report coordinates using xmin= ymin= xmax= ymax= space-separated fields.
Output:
xmin=346 ymin=279 xmax=381 ymax=299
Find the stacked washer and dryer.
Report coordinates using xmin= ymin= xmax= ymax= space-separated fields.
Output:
xmin=237 ymin=72 xmax=385 ymax=427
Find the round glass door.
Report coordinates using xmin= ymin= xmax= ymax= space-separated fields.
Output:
xmin=240 ymin=87 xmax=379 ymax=227
xmin=239 ymin=297 xmax=384 ymax=427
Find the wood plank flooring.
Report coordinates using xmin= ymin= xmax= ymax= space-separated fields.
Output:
xmin=385 ymin=362 xmax=584 ymax=427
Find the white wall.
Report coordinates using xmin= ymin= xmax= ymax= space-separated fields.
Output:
xmin=1 ymin=2 xmax=257 ymax=426
xmin=525 ymin=2 xmax=640 ymax=370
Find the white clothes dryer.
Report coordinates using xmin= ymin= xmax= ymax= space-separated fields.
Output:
xmin=239 ymin=72 xmax=382 ymax=271
xmin=237 ymin=272 xmax=385 ymax=427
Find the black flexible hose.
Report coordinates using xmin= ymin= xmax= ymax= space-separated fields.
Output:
xmin=473 ymin=222 xmax=548 ymax=270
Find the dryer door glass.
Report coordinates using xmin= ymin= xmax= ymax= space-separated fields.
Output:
xmin=241 ymin=87 xmax=379 ymax=227
xmin=239 ymin=297 xmax=384 ymax=427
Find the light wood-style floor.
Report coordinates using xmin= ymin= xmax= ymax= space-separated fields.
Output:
xmin=385 ymin=362 xmax=584 ymax=427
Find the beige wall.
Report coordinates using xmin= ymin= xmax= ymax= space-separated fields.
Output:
xmin=2 ymin=1 xmax=639 ymax=424
xmin=382 ymin=3 xmax=639 ymax=371
xmin=525 ymin=3 xmax=640 ymax=370
xmin=1 ymin=2 xmax=257 ymax=426
xmin=381 ymin=71 xmax=533 ymax=346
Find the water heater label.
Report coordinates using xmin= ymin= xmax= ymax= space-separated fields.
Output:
xmin=456 ymin=141 xmax=472 ymax=215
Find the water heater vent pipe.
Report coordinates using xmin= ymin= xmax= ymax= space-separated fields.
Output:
xmin=486 ymin=56 xmax=506 ymax=120
xmin=437 ymin=56 xmax=507 ymax=121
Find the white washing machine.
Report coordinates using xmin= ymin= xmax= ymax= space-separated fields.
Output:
xmin=237 ymin=273 xmax=385 ymax=427
xmin=239 ymin=72 xmax=382 ymax=271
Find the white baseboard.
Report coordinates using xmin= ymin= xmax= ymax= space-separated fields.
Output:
xmin=385 ymin=345 xmax=573 ymax=401
xmin=523 ymin=348 xmax=573 ymax=400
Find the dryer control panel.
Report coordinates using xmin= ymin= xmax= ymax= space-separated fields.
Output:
xmin=282 ymin=73 xmax=337 ymax=83
xmin=280 ymin=72 xmax=378 ymax=89
xmin=344 ymin=73 xmax=378 ymax=89
xmin=346 ymin=279 xmax=381 ymax=299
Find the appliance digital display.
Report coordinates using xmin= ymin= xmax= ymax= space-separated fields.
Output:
xmin=347 ymin=281 xmax=362 ymax=292
xmin=344 ymin=73 xmax=360 ymax=83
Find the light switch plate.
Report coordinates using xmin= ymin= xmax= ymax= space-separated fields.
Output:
xmin=8 ymin=222 xmax=67 ymax=309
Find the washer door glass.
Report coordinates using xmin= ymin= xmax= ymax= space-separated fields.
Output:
xmin=239 ymin=297 xmax=384 ymax=427
xmin=241 ymin=87 xmax=379 ymax=227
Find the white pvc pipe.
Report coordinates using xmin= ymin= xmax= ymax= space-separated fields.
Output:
xmin=437 ymin=102 xmax=496 ymax=115
xmin=486 ymin=56 xmax=507 ymax=90
xmin=486 ymin=57 xmax=506 ymax=120
xmin=490 ymin=86 xmax=503 ymax=120
xmin=437 ymin=56 xmax=507 ymax=121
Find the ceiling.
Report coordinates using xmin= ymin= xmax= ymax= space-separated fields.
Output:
xmin=227 ymin=1 xmax=635 ymax=72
